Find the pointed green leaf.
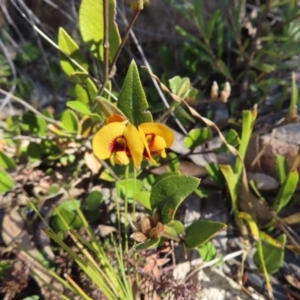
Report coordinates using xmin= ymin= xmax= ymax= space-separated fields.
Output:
xmin=206 ymin=162 xmax=225 ymax=186
xmin=276 ymin=154 xmax=289 ymax=184
xmin=220 ymin=164 xmax=238 ymax=214
xmin=117 ymin=60 xmax=153 ymax=125
xmin=0 ymin=150 xmax=16 ymax=169
xmin=185 ymin=220 xmax=226 ymax=249
xmin=273 ymin=170 xmax=299 ymax=213
xmin=58 ymin=27 xmax=88 ymax=78
xmin=150 ymin=175 xmax=200 ymax=224
xmin=74 ymin=78 xmax=98 ymax=105
xmin=167 ymin=152 xmax=180 ymax=173
xmin=67 ymin=100 xmax=101 ymax=121
xmin=134 ymin=191 xmax=151 ymax=211
xmin=253 ymin=234 xmax=286 ymax=275
xmin=134 ymin=237 xmax=162 ymax=251
xmin=79 ymin=0 xmax=121 ymax=62
xmin=67 ymin=100 xmax=92 ymax=115
xmin=96 ymin=96 xmax=126 ymax=119
xmin=0 ymin=169 xmax=15 ymax=192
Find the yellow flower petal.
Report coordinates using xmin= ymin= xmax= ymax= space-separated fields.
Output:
xmin=114 ymin=151 xmax=130 ymax=165
xmin=138 ymin=127 xmax=156 ymax=164
xmin=123 ymin=124 xmax=144 ymax=168
xmin=92 ymin=122 xmax=127 ymax=159
xmin=152 ymin=135 xmax=166 ymax=152
xmin=139 ymin=123 xmax=175 ymax=147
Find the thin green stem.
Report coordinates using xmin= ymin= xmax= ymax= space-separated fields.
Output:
xmin=116 ymin=187 xmax=121 ymax=235
xmin=108 ymin=10 xmax=140 ymax=78
xmin=125 ymin=164 xmax=129 ymax=254
xmin=103 ymin=0 xmax=110 ymax=84
xmin=94 ymin=8 xmax=141 ymax=113
xmin=133 ymin=167 xmax=137 ymax=219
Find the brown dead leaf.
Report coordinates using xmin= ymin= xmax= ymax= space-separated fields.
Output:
xmin=96 ymin=224 xmax=117 ymax=238
xmin=84 ymin=151 xmax=101 ymax=174
xmin=151 ymin=160 xmax=207 ymax=177
xmin=238 ymin=184 xmax=272 ymax=225
xmin=282 ymin=212 xmax=300 ymax=225
xmin=284 ymin=272 xmax=300 ymax=290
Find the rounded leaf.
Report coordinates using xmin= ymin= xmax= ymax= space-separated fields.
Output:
xmin=79 ymin=0 xmax=121 ymax=62
xmin=61 ymin=109 xmax=79 ymax=133
xmin=150 ymin=175 xmax=200 ymax=224
xmin=184 ymin=220 xmax=226 ymax=249
xmin=0 ymin=169 xmax=15 ymax=192
xmin=84 ymin=190 xmax=103 ymax=211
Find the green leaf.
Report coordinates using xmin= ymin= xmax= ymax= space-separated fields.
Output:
xmin=67 ymin=100 xmax=101 ymax=121
xmin=74 ymin=79 xmax=98 ymax=105
xmin=198 ymin=241 xmax=217 ymax=262
xmin=52 ymin=200 xmax=82 ymax=231
xmin=220 ymin=165 xmax=238 ymax=214
xmin=253 ymin=234 xmax=286 ymax=275
xmin=169 ymin=76 xmax=191 ymax=98
xmin=134 ymin=191 xmax=151 ymax=211
xmin=52 ymin=199 xmax=81 ymax=216
xmin=165 ymin=220 xmax=185 ymax=235
xmin=116 ymin=179 xmax=144 ymax=202
xmin=79 ymin=0 xmax=121 ymax=62
xmin=22 ymin=296 xmax=40 ymax=300
xmin=273 ymin=170 xmax=299 ymax=213
xmin=96 ymin=96 xmax=126 ymax=119
xmin=58 ymin=27 xmax=88 ymax=78
xmin=0 ymin=150 xmax=16 ymax=169
xmin=134 ymin=237 xmax=162 ymax=251
xmin=216 ymin=129 xmax=240 ymax=153
xmin=206 ymin=162 xmax=225 ymax=186
xmin=117 ymin=60 xmax=153 ymax=126
xmin=184 ymin=127 xmax=212 ymax=148
xmin=61 ymin=109 xmax=79 ymax=133
xmin=16 ymin=42 xmax=40 ymax=64
xmin=184 ymin=220 xmax=226 ymax=249
xmin=276 ymin=154 xmax=289 ymax=184
xmin=21 ymin=114 xmax=47 ymax=137
xmin=150 ymin=175 xmax=200 ymax=224
xmin=0 ymin=169 xmax=15 ymax=192
xmin=153 ymin=172 xmax=180 ymax=187
xmin=167 ymin=152 xmax=180 ymax=173
xmin=47 ymin=183 xmax=60 ymax=195
xmin=69 ymin=71 xmax=89 ymax=84
xmin=0 ymin=261 xmax=12 ymax=280
xmin=84 ymin=190 xmax=103 ymax=211
xmin=26 ymin=142 xmax=44 ymax=162
xmin=194 ymin=186 xmax=213 ymax=198
xmin=67 ymin=100 xmax=92 ymax=115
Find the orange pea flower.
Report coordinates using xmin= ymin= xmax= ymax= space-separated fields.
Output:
xmin=139 ymin=123 xmax=174 ymax=162
xmin=92 ymin=114 xmax=174 ymax=168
